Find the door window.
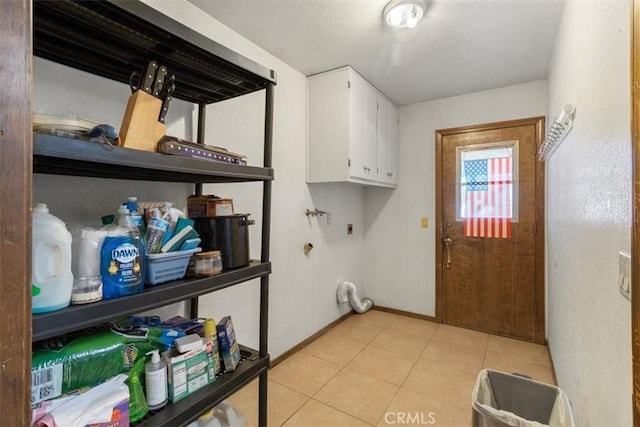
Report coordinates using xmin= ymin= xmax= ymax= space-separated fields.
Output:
xmin=456 ymin=141 xmax=518 ymax=237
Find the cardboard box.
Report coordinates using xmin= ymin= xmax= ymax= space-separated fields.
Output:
xmin=164 ymin=341 xmax=214 ymax=402
xmin=217 ymin=316 xmax=241 ymax=372
xmin=187 ymin=195 xmax=234 ymax=218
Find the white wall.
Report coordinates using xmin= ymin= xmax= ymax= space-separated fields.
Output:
xmin=364 ymin=80 xmax=548 ymax=315
xmin=32 ymin=0 xmax=365 ymax=359
xmin=546 ymin=1 xmax=632 ymax=425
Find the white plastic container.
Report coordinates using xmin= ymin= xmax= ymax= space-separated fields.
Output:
xmin=32 ymin=204 xmax=74 ymax=313
xmin=68 ymin=225 xmax=105 ymax=304
xmin=145 ymin=349 xmax=168 ymax=410
xmin=214 ymin=402 xmax=246 ymax=427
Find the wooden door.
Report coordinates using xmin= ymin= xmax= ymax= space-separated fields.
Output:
xmin=436 ymin=117 xmax=545 ymax=343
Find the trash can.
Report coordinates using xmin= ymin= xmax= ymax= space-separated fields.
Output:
xmin=472 ymin=369 xmax=575 ymax=427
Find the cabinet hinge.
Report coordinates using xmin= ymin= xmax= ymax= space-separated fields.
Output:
xmin=348 ymin=81 xmax=351 ymax=89
xmin=348 ymin=158 xmax=351 ymax=167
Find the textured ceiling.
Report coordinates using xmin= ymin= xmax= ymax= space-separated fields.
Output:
xmin=188 ymin=0 xmax=565 ymax=106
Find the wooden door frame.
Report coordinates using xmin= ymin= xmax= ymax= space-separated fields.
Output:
xmin=631 ymin=0 xmax=640 ymax=423
xmin=0 ymin=0 xmax=32 ymax=424
xmin=435 ymin=117 xmax=546 ymax=344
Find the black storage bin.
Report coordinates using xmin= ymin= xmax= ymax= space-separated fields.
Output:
xmin=192 ymin=214 xmax=254 ymax=270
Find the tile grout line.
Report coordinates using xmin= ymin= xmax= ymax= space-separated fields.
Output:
xmin=372 ymin=322 xmax=441 ymax=425
xmin=316 ymin=315 xmax=402 ymax=426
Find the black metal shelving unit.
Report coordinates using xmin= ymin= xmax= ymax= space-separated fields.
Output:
xmin=31 ymin=1 xmax=275 ymax=426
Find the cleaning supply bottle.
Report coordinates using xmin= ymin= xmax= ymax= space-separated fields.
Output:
xmin=100 ymin=205 xmax=145 ymax=299
xmin=145 ymin=350 xmax=168 ymax=410
xmin=125 ymin=196 xmax=145 ymax=237
xmin=32 ymin=203 xmax=74 ymax=313
xmin=192 ymin=409 xmax=223 ymax=427
xmin=128 ymin=373 xmax=149 ymax=422
xmin=204 ymin=318 xmax=222 ymax=376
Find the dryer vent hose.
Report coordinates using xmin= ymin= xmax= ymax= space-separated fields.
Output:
xmin=336 ymin=281 xmax=374 ymax=314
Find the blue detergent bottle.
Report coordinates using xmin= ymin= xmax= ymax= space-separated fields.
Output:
xmin=101 ymin=205 xmax=146 ymax=299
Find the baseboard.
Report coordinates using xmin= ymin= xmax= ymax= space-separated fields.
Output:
xmin=269 ymin=310 xmax=354 ymax=368
xmin=373 ymin=305 xmax=437 ymax=323
xmin=269 ymin=306 xmax=437 ymax=368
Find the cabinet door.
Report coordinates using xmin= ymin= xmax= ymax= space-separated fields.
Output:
xmin=387 ymin=100 xmax=399 ymax=185
xmin=377 ymin=95 xmax=390 ymax=183
xmin=307 ymin=69 xmax=350 ymax=183
xmin=364 ymin=86 xmax=379 ymax=181
xmin=348 ymin=72 xmax=368 ymax=180
xmin=377 ymin=96 xmax=399 ymax=186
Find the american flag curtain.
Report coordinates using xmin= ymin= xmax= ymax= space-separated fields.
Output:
xmin=463 ymin=157 xmax=512 ymax=238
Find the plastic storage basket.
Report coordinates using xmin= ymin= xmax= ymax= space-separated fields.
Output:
xmin=145 ymin=248 xmax=201 ymax=285
xmin=472 ymin=369 xmax=574 ymax=427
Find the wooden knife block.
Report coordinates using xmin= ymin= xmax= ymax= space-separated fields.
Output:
xmin=119 ymin=90 xmax=166 ymax=152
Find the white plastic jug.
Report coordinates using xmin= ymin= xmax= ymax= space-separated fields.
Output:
xmin=32 ymin=204 xmax=74 ymax=313
xmin=214 ymin=402 xmax=246 ymax=427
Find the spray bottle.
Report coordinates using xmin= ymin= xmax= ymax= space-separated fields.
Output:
xmin=145 ymin=349 xmax=168 ymax=410
xmin=128 ymin=358 xmax=149 ymax=422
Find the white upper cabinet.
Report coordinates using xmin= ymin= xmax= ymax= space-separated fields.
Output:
xmin=377 ymin=95 xmax=399 ymax=186
xmin=307 ymin=66 xmax=398 ymax=188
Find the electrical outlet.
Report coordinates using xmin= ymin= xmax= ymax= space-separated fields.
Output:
xmin=347 ymin=224 xmax=353 ymax=235
xmin=327 ymin=212 xmax=332 ymax=225
xmin=619 ymin=251 xmax=631 ymax=302
xmin=421 ymin=217 xmax=429 ymax=228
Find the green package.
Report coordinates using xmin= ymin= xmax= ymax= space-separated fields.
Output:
xmin=31 ymin=326 xmax=164 ymax=405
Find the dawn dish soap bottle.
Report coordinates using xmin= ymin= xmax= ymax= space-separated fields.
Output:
xmin=100 ymin=205 xmax=145 ymax=299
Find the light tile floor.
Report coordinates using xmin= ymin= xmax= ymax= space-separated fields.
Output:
xmin=226 ymin=310 xmax=555 ymax=426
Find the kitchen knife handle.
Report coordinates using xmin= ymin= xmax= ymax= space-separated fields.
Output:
xmin=141 ymin=61 xmax=158 ymax=94
xmin=152 ymin=66 xmax=168 ymax=98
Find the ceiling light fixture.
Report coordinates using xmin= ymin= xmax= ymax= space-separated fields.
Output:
xmin=383 ymin=0 xmax=425 ymax=29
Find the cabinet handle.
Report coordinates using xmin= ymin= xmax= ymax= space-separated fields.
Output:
xmin=387 ymin=172 xmax=393 ymax=177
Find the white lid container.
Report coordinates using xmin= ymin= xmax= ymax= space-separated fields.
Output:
xmin=32 ymin=203 xmax=74 ymax=313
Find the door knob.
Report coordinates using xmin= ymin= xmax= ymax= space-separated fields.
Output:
xmin=442 ymin=237 xmax=453 ymax=269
